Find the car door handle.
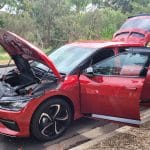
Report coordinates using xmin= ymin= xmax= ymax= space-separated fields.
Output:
xmin=125 ymin=87 xmax=137 ymax=91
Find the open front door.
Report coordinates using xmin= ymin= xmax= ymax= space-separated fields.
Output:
xmin=80 ymin=49 xmax=149 ymax=125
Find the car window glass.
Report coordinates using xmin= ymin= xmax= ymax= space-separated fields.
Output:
xmin=93 ymin=52 xmax=148 ymax=77
xmin=35 ymin=45 xmax=96 ymax=74
xmin=120 ymin=18 xmax=150 ymax=31
xmin=92 ymin=49 xmax=114 ymax=65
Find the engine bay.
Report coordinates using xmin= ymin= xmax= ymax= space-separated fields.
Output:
xmin=0 ymin=55 xmax=58 ymax=99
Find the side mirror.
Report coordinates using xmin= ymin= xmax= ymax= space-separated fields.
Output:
xmin=84 ymin=67 xmax=94 ymax=77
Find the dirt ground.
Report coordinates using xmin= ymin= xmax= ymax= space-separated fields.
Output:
xmin=88 ymin=121 xmax=150 ymax=150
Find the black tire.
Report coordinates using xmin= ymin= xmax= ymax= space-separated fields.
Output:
xmin=31 ymin=98 xmax=73 ymax=141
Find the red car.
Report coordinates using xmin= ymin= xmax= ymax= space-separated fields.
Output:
xmin=113 ymin=14 xmax=150 ymax=46
xmin=0 ymin=29 xmax=149 ymax=141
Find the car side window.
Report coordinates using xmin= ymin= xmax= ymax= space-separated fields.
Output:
xmin=80 ymin=49 xmax=115 ymax=72
xmin=93 ymin=52 xmax=149 ymax=77
xmin=92 ymin=49 xmax=115 ymax=65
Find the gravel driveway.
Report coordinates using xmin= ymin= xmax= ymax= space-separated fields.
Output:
xmin=88 ymin=120 xmax=150 ymax=150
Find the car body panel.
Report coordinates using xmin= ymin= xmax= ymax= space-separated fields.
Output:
xmin=113 ymin=28 xmax=149 ymax=46
xmin=113 ymin=15 xmax=150 ymax=46
xmin=80 ymin=47 xmax=150 ymax=125
xmin=141 ymin=67 xmax=150 ymax=101
xmin=0 ymin=75 xmax=82 ymax=137
xmin=68 ymin=41 xmax=142 ymax=48
xmin=80 ymin=75 xmax=144 ymax=124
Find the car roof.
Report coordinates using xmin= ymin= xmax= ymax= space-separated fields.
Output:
xmin=127 ymin=14 xmax=150 ymax=21
xmin=128 ymin=13 xmax=150 ymax=18
xmin=67 ymin=41 xmax=142 ymax=49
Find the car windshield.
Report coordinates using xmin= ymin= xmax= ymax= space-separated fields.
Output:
xmin=120 ymin=18 xmax=150 ymax=31
xmin=36 ymin=45 xmax=95 ymax=74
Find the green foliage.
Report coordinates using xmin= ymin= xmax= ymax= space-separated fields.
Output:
xmin=91 ymin=0 xmax=132 ymax=13
xmin=0 ymin=0 xmax=16 ymax=9
xmin=0 ymin=0 xmax=150 ymax=49
xmin=1 ymin=12 xmax=37 ymax=43
xmin=67 ymin=0 xmax=91 ymax=12
xmin=56 ymin=8 xmax=126 ymax=41
xmin=0 ymin=46 xmax=10 ymax=64
xmin=98 ymin=8 xmax=126 ymax=39
xmin=32 ymin=0 xmax=70 ymax=48
xmin=0 ymin=0 xmax=31 ymax=13
xmin=130 ymin=1 xmax=150 ymax=14
xmin=0 ymin=46 xmax=4 ymax=53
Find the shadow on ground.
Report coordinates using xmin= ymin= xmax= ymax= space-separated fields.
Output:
xmin=0 ymin=117 xmax=108 ymax=150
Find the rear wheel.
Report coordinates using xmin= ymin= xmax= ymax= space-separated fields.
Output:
xmin=31 ymin=98 xmax=72 ymax=141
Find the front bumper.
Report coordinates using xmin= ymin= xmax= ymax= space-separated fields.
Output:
xmin=0 ymin=108 xmax=31 ymax=137
xmin=0 ymin=96 xmax=44 ymax=137
xmin=0 ymin=91 xmax=56 ymax=137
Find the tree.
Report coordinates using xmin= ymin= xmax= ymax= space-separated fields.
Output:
xmin=67 ymin=0 xmax=91 ymax=12
xmin=91 ymin=0 xmax=132 ymax=13
xmin=130 ymin=0 xmax=150 ymax=14
xmin=1 ymin=0 xmax=150 ymax=50
xmin=0 ymin=0 xmax=36 ymax=43
xmin=32 ymin=0 xmax=70 ymax=48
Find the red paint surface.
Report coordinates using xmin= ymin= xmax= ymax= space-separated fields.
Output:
xmin=80 ymin=75 xmax=144 ymax=120
xmin=113 ymin=16 xmax=150 ymax=45
xmin=141 ymin=67 xmax=150 ymax=101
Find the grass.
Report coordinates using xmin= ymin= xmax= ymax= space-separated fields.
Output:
xmin=0 ymin=47 xmax=11 ymax=65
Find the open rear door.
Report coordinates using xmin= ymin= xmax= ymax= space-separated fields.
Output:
xmin=113 ymin=15 xmax=150 ymax=46
xmin=80 ymin=49 xmax=149 ymax=126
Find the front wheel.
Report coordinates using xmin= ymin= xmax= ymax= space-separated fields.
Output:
xmin=31 ymin=98 xmax=73 ymax=141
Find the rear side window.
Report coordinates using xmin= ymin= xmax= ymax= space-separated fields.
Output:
xmin=93 ymin=52 xmax=148 ymax=77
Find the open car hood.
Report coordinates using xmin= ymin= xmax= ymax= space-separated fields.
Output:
xmin=0 ymin=29 xmax=61 ymax=79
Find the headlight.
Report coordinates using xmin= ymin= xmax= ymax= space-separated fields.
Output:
xmin=0 ymin=97 xmax=31 ymax=111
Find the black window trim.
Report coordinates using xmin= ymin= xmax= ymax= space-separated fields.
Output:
xmin=70 ymin=48 xmax=115 ymax=75
xmin=92 ymin=51 xmax=150 ymax=78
